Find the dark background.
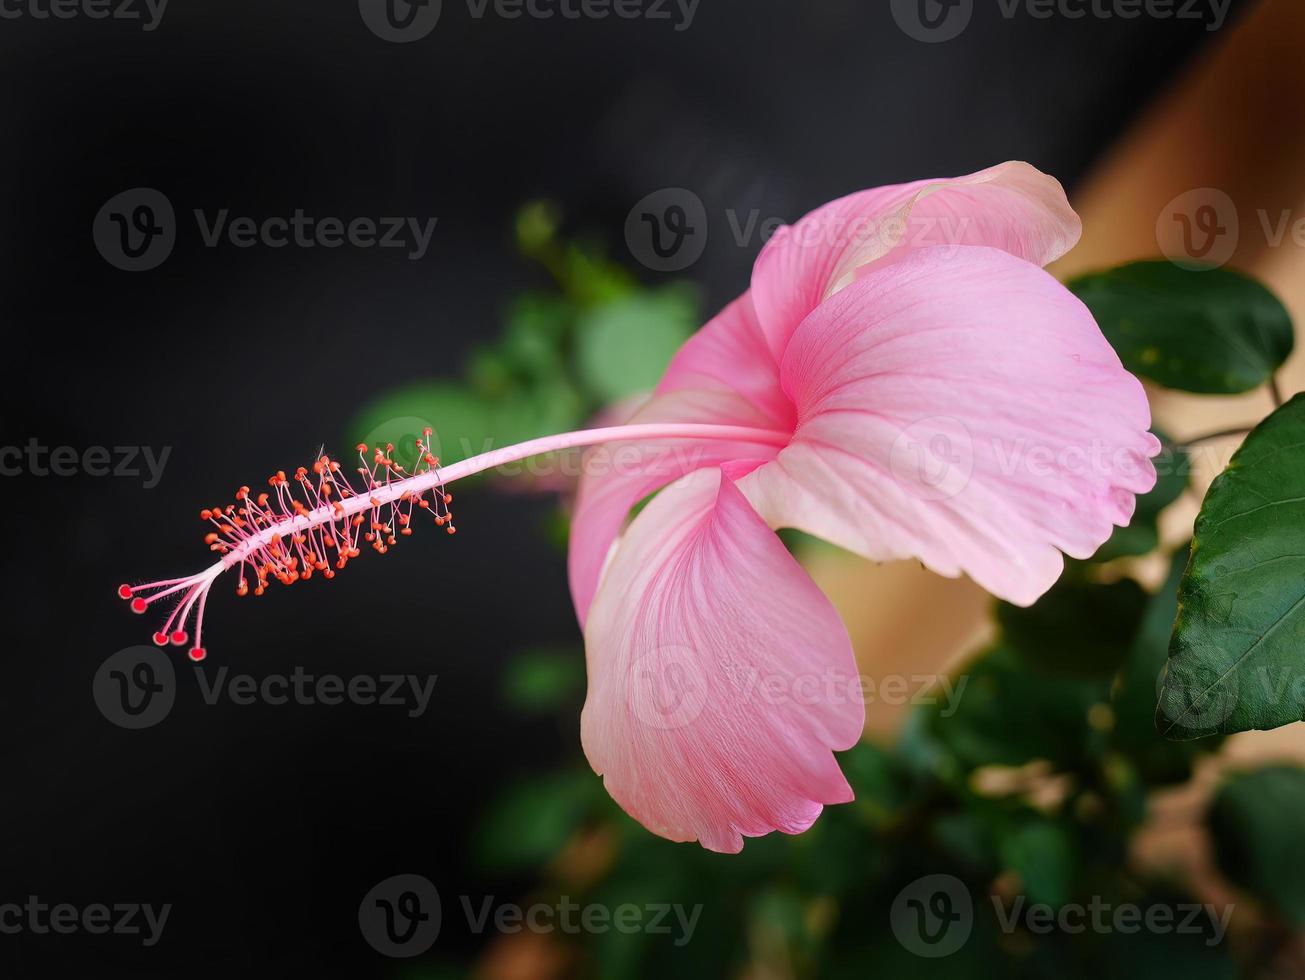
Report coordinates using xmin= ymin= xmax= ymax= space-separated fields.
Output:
xmin=0 ymin=0 xmax=1251 ymax=975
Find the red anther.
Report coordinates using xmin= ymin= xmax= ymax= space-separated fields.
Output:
xmin=131 ymin=598 xmax=148 ymax=614
xmin=170 ymin=630 xmax=188 ymax=646
xmin=435 ymin=515 xmax=446 ymax=526
xmin=356 ymin=443 xmax=368 ymax=453
xmin=237 ymin=582 xmax=248 ymax=597
xmin=423 ymin=427 xmax=433 ymax=436
xmin=118 ymin=584 xmax=133 ymax=599
xmin=205 ymin=533 xmax=220 ymax=545
xmin=236 ymin=486 xmax=250 ymax=500
xmin=152 ymin=631 xmax=169 ymax=647
xmin=188 ymin=647 xmax=207 ymax=663
xmin=446 ymin=525 xmax=457 ymax=535
xmin=401 ymin=528 xmax=412 ymax=537
xmin=418 ymin=499 xmax=429 ymax=509
xmin=200 ymin=509 xmax=213 ymax=521
xmin=444 ymin=493 xmax=453 ymax=504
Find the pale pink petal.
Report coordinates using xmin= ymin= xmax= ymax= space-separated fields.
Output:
xmin=738 ymin=245 xmax=1160 ymax=607
xmin=750 ymin=161 xmax=1082 ymax=359
xmin=581 ymin=465 xmax=864 ymax=853
xmin=656 ymin=291 xmax=795 ymax=431
xmin=568 ymin=295 xmax=791 ymax=625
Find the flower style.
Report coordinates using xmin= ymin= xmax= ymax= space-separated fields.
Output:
xmin=122 ymin=161 xmax=1159 ymax=854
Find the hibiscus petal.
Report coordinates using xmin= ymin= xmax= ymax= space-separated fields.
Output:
xmin=581 ymin=465 xmax=864 ymax=853
xmin=738 ymin=245 xmax=1160 ymax=607
xmin=750 ymin=161 xmax=1082 ymax=359
xmin=568 ymin=295 xmax=791 ymax=625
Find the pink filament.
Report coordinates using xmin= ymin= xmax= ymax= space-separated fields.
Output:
xmin=120 ymin=422 xmax=788 ymax=660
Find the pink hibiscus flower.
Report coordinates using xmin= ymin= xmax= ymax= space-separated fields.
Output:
xmin=122 ymin=161 xmax=1159 ymax=853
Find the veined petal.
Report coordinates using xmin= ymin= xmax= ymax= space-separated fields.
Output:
xmin=582 ymin=465 xmax=864 ymax=853
xmin=568 ymin=295 xmax=791 ymax=625
xmin=739 ymin=245 xmax=1160 ymax=607
xmin=656 ymin=291 xmax=795 ymax=431
xmin=750 ymin=161 xmax=1081 ymax=359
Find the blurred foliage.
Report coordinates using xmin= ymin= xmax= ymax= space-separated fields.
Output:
xmin=348 ymin=200 xmax=699 ymax=475
xmin=379 ymin=219 xmax=1305 ymax=978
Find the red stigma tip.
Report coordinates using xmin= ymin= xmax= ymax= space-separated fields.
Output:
xmin=188 ymin=647 xmax=207 ymax=662
xmin=130 ymin=598 xmax=148 ymax=614
xmin=152 ymin=632 xmax=169 ymax=647
xmin=118 ymin=584 xmax=133 ymax=599
xmin=170 ymin=630 xmax=188 ymax=646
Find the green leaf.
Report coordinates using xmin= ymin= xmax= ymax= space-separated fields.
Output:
xmin=1112 ymin=548 xmax=1222 ymax=782
xmin=348 ymin=381 xmax=500 ymax=468
xmin=921 ymin=646 xmax=1111 ymax=770
xmin=1090 ymin=433 xmax=1189 ymax=562
xmin=348 ymin=379 xmax=583 ymax=472
xmin=475 ymin=770 xmax=597 ymax=871
xmin=999 ymin=578 xmax=1148 ymax=678
xmin=1209 ymin=766 xmax=1305 ymax=925
xmin=575 ymin=286 xmax=698 ymax=402
xmin=998 ymin=818 xmax=1077 ymax=907
xmin=501 ymin=646 xmax=584 ymax=713
xmin=1158 ymin=395 xmax=1305 ymax=739
xmin=1069 ymin=261 xmax=1293 ymax=394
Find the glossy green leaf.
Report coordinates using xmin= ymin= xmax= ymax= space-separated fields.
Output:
xmin=1209 ymin=766 xmax=1305 ymax=925
xmin=1069 ymin=261 xmax=1293 ymax=394
xmin=1158 ymin=395 xmax=1305 ymax=739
